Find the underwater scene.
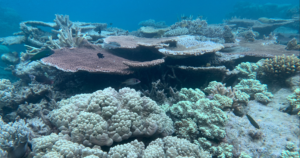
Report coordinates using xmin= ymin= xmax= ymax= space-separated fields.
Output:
xmin=0 ymin=0 xmax=299 ymax=157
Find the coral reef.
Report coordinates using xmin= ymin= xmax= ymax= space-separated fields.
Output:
xmin=0 ymin=117 xmax=30 ymax=157
xmin=234 ymin=79 xmax=273 ymax=104
xmin=41 ymin=43 xmax=134 ymax=74
xmin=143 ymin=136 xmax=211 ymax=157
xmin=158 ymin=35 xmax=224 ymax=57
xmin=170 ymin=97 xmax=227 ymax=140
xmin=31 ymin=133 xmax=108 ymax=158
xmin=234 ymin=62 xmax=259 ymax=80
xmin=138 ymin=19 xmax=167 ymax=28
xmin=0 ymin=79 xmax=52 ymax=109
xmin=48 ymin=87 xmax=174 ymax=146
xmin=262 ymin=54 xmax=300 ymax=79
xmin=223 ymin=25 xmax=236 ymax=43
xmin=286 ymin=88 xmax=300 ymax=115
xmin=1 ymin=51 xmax=19 ymax=64
xmin=280 ymin=142 xmax=300 ymax=158
xmin=226 ymin=101 xmax=300 ymax=157
xmin=286 ymin=38 xmax=300 ymax=50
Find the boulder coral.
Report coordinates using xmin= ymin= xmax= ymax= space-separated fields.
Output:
xmin=48 ymin=87 xmax=174 ymax=147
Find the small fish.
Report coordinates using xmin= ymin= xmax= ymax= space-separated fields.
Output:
xmin=121 ymin=78 xmax=141 ymax=86
xmin=29 ymin=49 xmax=54 ymax=62
xmin=246 ymin=114 xmax=260 ymax=129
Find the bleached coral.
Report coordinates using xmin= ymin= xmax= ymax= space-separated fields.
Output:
xmin=0 ymin=117 xmax=29 ymax=152
xmin=108 ymin=139 xmax=144 ymax=158
xmin=31 ymin=133 xmax=107 ymax=158
xmin=48 ymin=87 xmax=174 ymax=146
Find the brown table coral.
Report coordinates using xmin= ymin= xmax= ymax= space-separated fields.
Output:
xmin=41 ymin=44 xmax=133 ymax=74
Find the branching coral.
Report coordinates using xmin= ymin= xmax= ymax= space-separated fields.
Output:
xmin=234 ymin=79 xmax=273 ymax=104
xmin=286 ymin=88 xmax=300 ymax=116
xmin=262 ymin=54 xmax=300 ymax=78
xmin=234 ymin=62 xmax=259 ymax=80
xmin=170 ymin=98 xmax=227 ymax=140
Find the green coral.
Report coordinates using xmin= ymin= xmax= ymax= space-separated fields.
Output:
xmin=286 ymin=88 xmax=300 ymax=116
xmin=234 ymin=62 xmax=259 ymax=79
xmin=280 ymin=142 xmax=300 ymax=158
xmin=239 ymin=152 xmax=252 ymax=158
xmin=195 ymin=138 xmax=233 ymax=158
xmin=234 ymin=79 xmax=273 ymax=104
xmin=178 ymin=88 xmax=205 ymax=102
xmin=174 ymin=118 xmax=198 ymax=141
xmin=213 ymin=94 xmax=233 ymax=109
xmin=204 ymin=81 xmax=250 ymax=106
xmin=170 ymin=98 xmax=227 ymax=140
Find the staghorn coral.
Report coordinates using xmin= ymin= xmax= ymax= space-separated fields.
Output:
xmin=143 ymin=136 xmax=211 ymax=158
xmin=286 ymin=88 xmax=300 ymax=116
xmin=262 ymin=54 xmax=300 ymax=78
xmin=48 ymin=87 xmax=174 ymax=147
xmin=234 ymin=79 xmax=273 ymax=104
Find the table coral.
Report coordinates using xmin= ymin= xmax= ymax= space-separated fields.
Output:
xmin=48 ymin=87 xmax=174 ymax=147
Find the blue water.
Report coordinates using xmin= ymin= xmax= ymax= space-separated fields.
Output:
xmin=1 ymin=0 xmax=299 ymax=32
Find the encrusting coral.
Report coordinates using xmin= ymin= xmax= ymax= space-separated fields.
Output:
xmin=48 ymin=87 xmax=174 ymax=147
xmin=262 ymin=54 xmax=300 ymax=78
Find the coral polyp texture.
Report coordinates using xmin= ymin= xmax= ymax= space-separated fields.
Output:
xmin=170 ymin=88 xmax=227 ymax=140
xmin=286 ymin=88 xmax=300 ymax=116
xmin=262 ymin=54 xmax=300 ymax=78
xmin=234 ymin=79 xmax=273 ymax=104
xmin=158 ymin=35 xmax=224 ymax=57
xmin=48 ymin=87 xmax=174 ymax=146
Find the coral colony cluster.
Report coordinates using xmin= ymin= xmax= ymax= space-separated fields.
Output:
xmin=0 ymin=8 xmax=299 ymax=158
